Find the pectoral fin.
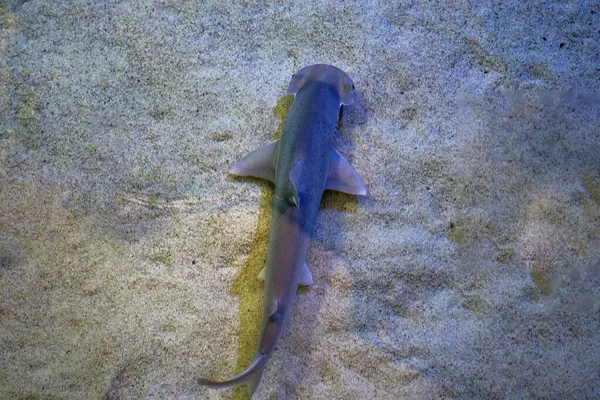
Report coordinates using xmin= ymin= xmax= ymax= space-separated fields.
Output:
xmin=325 ymin=149 xmax=367 ymax=195
xmin=298 ymin=262 xmax=313 ymax=286
xmin=229 ymin=141 xmax=278 ymax=183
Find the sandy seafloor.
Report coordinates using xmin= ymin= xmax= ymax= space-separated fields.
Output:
xmin=1 ymin=0 xmax=599 ymax=399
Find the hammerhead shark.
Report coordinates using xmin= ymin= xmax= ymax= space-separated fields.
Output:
xmin=198 ymin=64 xmax=366 ymax=397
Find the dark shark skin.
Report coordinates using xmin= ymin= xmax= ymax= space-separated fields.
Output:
xmin=198 ymin=65 xmax=366 ymax=397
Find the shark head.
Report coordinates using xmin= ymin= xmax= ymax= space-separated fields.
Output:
xmin=286 ymin=64 xmax=355 ymax=106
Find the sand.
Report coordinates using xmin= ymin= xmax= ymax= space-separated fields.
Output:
xmin=1 ymin=0 xmax=599 ymax=399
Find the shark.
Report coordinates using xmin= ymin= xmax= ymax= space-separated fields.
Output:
xmin=198 ymin=64 xmax=366 ymax=397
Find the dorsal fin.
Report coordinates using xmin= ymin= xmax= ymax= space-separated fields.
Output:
xmin=289 ymin=160 xmax=303 ymax=207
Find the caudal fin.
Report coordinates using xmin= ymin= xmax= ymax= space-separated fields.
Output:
xmin=198 ymin=352 xmax=268 ymax=397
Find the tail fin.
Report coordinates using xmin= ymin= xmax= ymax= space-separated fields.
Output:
xmin=198 ymin=352 xmax=268 ymax=397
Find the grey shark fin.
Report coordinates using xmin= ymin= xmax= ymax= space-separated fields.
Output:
xmin=258 ymin=263 xmax=312 ymax=285
xmin=246 ymin=368 xmax=264 ymax=397
xmin=325 ymin=149 xmax=367 ymax=195
xmin=229 ymin=140 xmax=278 ymax=183
xmin=289 ymin=160 xmax=303 ymax=207
xmin=298 ymin=263 xmax=313 ymax=286
xmin=198 ymin=352 xmax=268 ymax=396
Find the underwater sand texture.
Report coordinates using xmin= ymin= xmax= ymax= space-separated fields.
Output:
xmin=1 ymin=1 xmax=599 ymax=399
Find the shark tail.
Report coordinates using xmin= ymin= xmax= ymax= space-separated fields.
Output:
xmin=198 ymin=352 xmax=268 ymax=396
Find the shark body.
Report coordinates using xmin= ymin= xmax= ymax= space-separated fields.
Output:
xmin=198 ymin=64 xmax=366 ymax=397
